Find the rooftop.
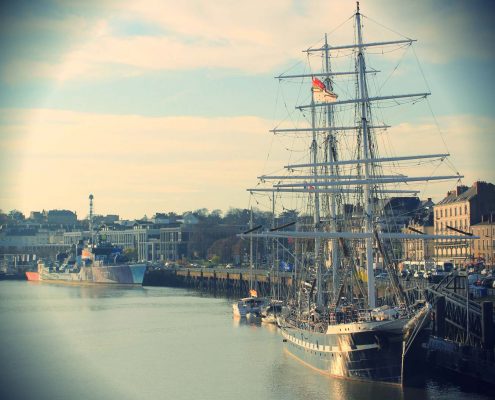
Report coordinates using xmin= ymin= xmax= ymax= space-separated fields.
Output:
xmin=437 ymin=181 xmax=495 ymax=205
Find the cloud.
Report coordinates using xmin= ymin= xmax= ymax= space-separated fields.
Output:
xmin=4 ymin=0 xmax=492 ymax=83
xmin=361 ymin=0 xmax=495 ymax=64
xmin=375 ymin=114 xmax=495 ymax=199
xmin=0 ymin=108 xmax=285 ymax=217
xmin=1 ymin=108 xmax=492 ymax=217
xmin=1 ymin=0 xmax=356 ymax=82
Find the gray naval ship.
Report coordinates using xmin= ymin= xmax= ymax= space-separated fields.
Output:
xmin=28 ymin=242 xmax=146 ymax=285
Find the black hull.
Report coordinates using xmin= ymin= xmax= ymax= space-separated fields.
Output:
xmin=281 ymin=322 xmax=405 ymax=385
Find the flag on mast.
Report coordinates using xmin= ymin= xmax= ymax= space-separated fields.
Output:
xmin=312 ymin=77 xmax=338 ymax=102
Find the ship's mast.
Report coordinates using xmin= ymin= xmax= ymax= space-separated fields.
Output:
xmin=323 ymin=33 xmax=340 ymax=303
xmin=311 ymin=89 xmax=324 ymax=309
xmin=271 ymin=194 xmax=277 ymax=299
xmin=249 ymin=207 xmax=253 ymax=292
xmin=242 ymin=1 xmax=471 ymax=311
xmin=356 ymin=2 xmax=376 ymax=308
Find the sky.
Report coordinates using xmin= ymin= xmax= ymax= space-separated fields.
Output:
xmin=0 ymin=0 xmax=494 ymax=219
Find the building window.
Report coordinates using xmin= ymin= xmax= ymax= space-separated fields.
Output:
xmin=454 ymin=208 xmax=457 ymax=216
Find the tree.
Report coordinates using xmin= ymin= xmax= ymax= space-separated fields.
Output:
xmin=193 ymin=208 xmax=209 ymax=221
xmin=8 ymin=209 xmax=25 ymax=221
xmin=206 ymin=209 xmax=223 ymax=224
xmin=0 ymin=209 xmax=8 ymax=225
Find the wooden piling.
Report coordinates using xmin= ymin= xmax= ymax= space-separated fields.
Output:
xmin=481 ymin=301 xmax=494 ymax=351
xmin=435 ymin=296 xmax=446 ymax=338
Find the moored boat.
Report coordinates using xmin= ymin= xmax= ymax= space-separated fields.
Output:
xmin=261 ymin=300 xmax=284 ymax=325
xmin=232 ymin=296 xmax=268 ymax=318
xmin=30 ymin=242 xmax=146 ymax=285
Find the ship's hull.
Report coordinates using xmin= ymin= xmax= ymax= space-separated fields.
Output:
xmin=38 ymin=264 xmax=147 ymax=285
xmin=280 ymin=319 xmax=407 ymax=385
xmin=25 ymin=271 xmax=40 ymax=281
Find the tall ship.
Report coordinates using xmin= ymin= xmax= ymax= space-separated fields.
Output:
xmin=25 ymin=242 xmax=147 ymax=285
xmin=240 ymin=2 xmax=475 ymax=385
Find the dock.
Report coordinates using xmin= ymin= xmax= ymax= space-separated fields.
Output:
xmin=423 ymin=273 xmax=495 ymax=385
xmin=144 ymin=267 xmax=293 ymax=298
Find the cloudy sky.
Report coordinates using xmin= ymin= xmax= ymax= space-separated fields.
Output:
xmin=0 ymin=0 xmax=494 ymax=219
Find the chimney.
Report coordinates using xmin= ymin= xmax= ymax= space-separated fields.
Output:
xmin=474 ymin=180 xmax=489 ymax=190
xmin=456 ymin=185 xmax=468 ymax=196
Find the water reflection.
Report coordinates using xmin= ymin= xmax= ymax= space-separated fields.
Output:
xmin=269 ymin=349 xmax=409 ymax=400
xmin=1 ymin=281 xmax=493 ymax=400
xmin=232 ymin=315 xmax=262 ymax=328
xmin=64 ymin=283 xmax=143 ymax=299
xmin=261 ymin=321 xmax=279 ymax=333
xmin=327 ymin=377 xmax=405 ymax=400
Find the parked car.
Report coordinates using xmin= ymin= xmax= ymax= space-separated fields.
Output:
xmin=480 ymin=277 xmax=495 ymax=288
xmin=375 ymin=272 xmax=388 ymax=280
xmin=414 ymin=271 xmax=424 ymax=279
xmin=401 ymin=269 xmax=410 ymax=278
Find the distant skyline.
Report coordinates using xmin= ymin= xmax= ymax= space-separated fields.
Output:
xmin=1 ymin=0 xmax=494 ymax=219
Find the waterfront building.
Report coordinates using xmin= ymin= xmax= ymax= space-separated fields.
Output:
xmin=377 ymin=197 xmax=431 ymax=261
xmin=93 ymin=214 xmax=120 ymax=225
xmin=182 ymin=212 xmax=199 ymax=225
xmin=159 ymin=226 xmax=189 ymax=262
xmin=402 ymin=223 xmax=435 ymax=262
xmin=0 ymin=228 xmax=68 ymax=258
xmin=401 ymin=199 xmax=435 ymax=262
xmin=471 ymin=218 xmax=495 ymax=267
xmin=45 ymin=210 xmax=77 ymax=225
xmin=28 ymin=211 xmax=45 ymax=223
xmin=434 ymin=181 xmax=495 ymax=263
xmin=63 ymin=230 xmax=91 ymax=245
xmin=100 ymin=224 xmax=160 ymax=262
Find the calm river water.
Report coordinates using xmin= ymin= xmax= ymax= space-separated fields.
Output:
xmin=0 ymin=281 xmax=492 ymax=400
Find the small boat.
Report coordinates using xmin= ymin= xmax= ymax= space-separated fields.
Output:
xmin=232 ymin=296 xmax=267 ymax=318
xmin=233 ymin=209 xmax=268 ymax=319
xmin=261 ymin=300 xmax=284 ymax=325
